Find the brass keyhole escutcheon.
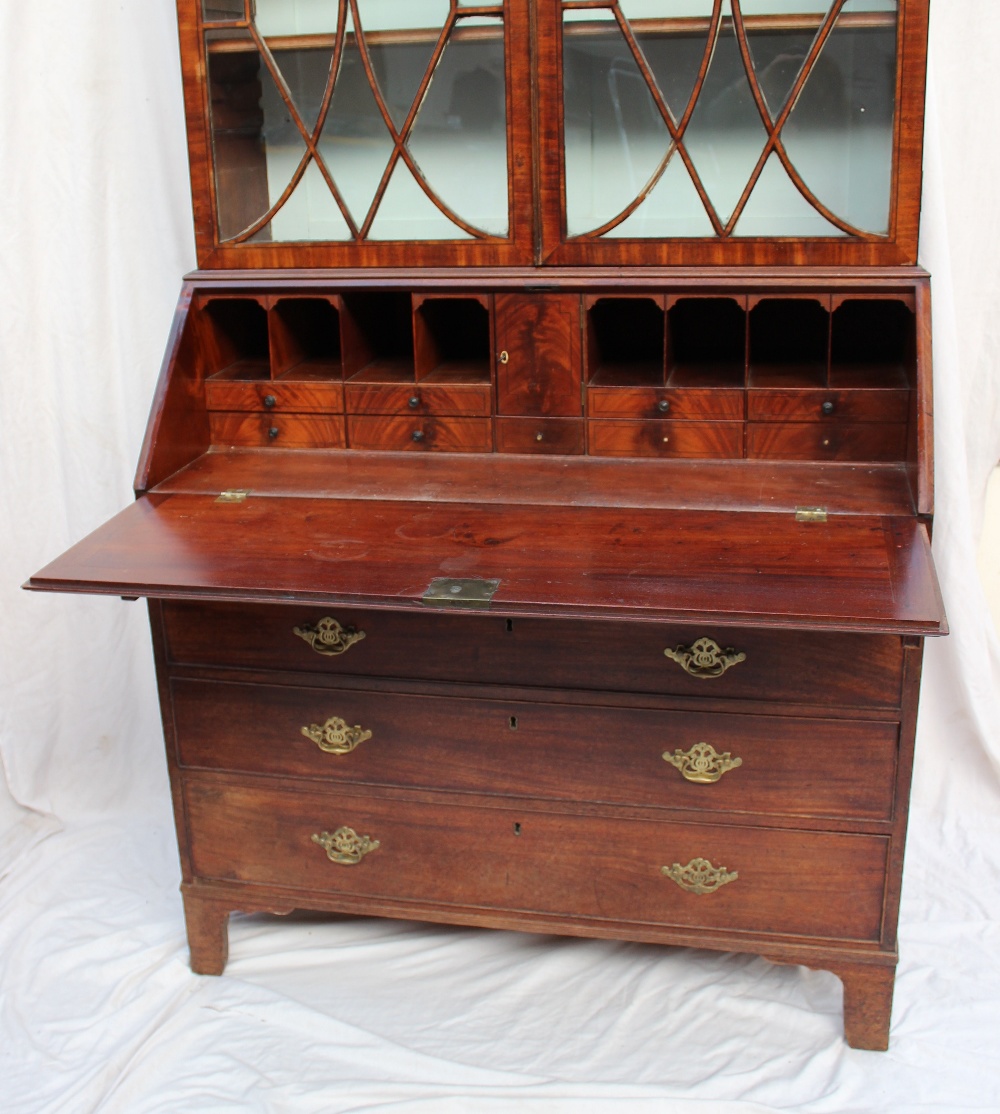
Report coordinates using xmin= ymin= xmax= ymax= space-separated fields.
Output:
xmin=498 ymin=350 xmax=509 ymax=364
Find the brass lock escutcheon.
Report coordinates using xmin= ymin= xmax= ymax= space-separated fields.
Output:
xmin=663 ymin=637 xmax=746 ymax=679
xmin=302 ymin=716 xmax=372 ymax=756
xmin=662 ymin=742 xmax=742 ymax=784
xmin=661 ymin=857 xmax=738 ymax=895
xmin=293 ymin=616 xmax=366 ymax=657
xmin=311 ymin=826 xmax=380 ymax=865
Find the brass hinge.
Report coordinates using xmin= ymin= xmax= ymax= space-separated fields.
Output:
xmin=422 ymin=577 xmax=501 ymax=609
xmin=216 ymin=489 xmax=250 ymax=503
xmin=795 ymin=507 xmax=828 ymax=523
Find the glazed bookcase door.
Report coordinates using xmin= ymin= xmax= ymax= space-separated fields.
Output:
xmin=537 ymin=0 xmax=929 ymax=266
xmin=183 ymin=0 xmax=534 ymax=267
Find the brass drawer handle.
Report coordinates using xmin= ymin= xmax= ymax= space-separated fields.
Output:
xmin=664 ymin=637 xmax=746 ymax=679
xmin=662 ymin=857 xmax=738 ymax=895
xmin=302 ymin=716 xmax=372 ymax=756
xmin=294 ymin=616 xmax=366 ymax=656
xmin=311 ymin=826 xmax=380 ymax=865
xmin=663 ymin=742 xmax=742 ymax=784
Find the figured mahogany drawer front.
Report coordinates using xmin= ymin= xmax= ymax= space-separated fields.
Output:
xmin=184 ymin=778 xmax=888 ymax=943
xmin=747 ymin=422 xmax=907 ymax=462
xmin=161 ymin=602 xmax=905 ymax=710
xmin=345 ymin=383 xmax=491 ymax=417
xmin=205 ymin=379 xmax=345 ymax=414
xmin=209 ymin=412 xmax=347 ymax=448
xmin=588 ymin=420 xmax=743 ymax=459
xmin=495 ymin=418 xmax=585 ymax=455
xmin=172 ymin=678 xmax=899 ymax=822
xmin=587 ymin=387 xmax=744 ymax=421
xmin=347 ymin=415 xmax=493 ymax=452
xmin=748 ymin=389 xmax=910 ymax=424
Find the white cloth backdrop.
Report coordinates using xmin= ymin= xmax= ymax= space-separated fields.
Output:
xmin=2 ymin=3 xmax=999 ymax=1111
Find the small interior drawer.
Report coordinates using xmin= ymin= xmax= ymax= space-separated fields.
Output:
xmin=748 ymin=389 xmax=910 ymax=423
xmin=587 ymin=387 xmax=744 ymax=421
xmin=747 ymin=422 xmax=907 ymax=462
xmin=347 ymin=415 xmax=493 ymax=452
xmin=345 ymin=382 xmax=491 ymax=417
xmin=495 ymin=417 xmax=585 ymax=455
xmin=588 ymin=419 xmax=743 ymax=458
xmin=208 ymin=412 xmax=347 ymax=448
xmin=204 ymin=379 xmax=345 ymax=413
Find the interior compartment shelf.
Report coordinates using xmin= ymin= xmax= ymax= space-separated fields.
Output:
xmin=830 ymin=299 xmax=916 ymax=389
xmin=667 ymin=298 xmax=746 ymax=389
xmin=414 ymin=297 xmax=492 ymax=385
xmin=342 ymin=293 xmax=416 ymax=383
xmin=271 ymin=298 xmax=342 ymax=382
xmin=586 ymin=297 xmax=666 ymax=388
xmin=749 ymin=298 xmax=829 ymax=389
xmin=202 ymin=298 xmax=270 ymax=380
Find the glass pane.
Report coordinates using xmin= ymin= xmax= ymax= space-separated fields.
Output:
xmin=682 ymin=1 xmax=769 ymax=226
xmin=254 ymin=0 xmax=339 ymax=37
xmin=207 ymin=34 xmax=308 ymax=240
xmin=204 ymin=0 xmax=245 ymax=21
xmin=355 ymin=1 xmax=450 ymax=32
xmin=563 ymin=14 xmax=671 ymax=237
xmin=779 ymin=0 xmax=898 ymax=234
xmin=738 ymin=0 xmax=831 ymax=13
xmin=603 ymin=155 xmax=715 ymax=237
xmin=361 ymin=4 xmax=444 ymax=132
xmin=271 ymin=47 xmax=335 ymax=132
xmin=271 ymin=157 xmax=354 ymax=239
xmin=744 ymin=17 xmax=823 ymax=121
xmin=368 ymin=162 xmax=473 ymax=240
xmin=732 ymin=152 xmax=847 ymax=236
xmin=318 ymin=24 xmax=396 ymax=230
xmin=407 ymin=18 xmax=509 ymax=236
xmin=625 ymin=0 xmax=715 ymax=124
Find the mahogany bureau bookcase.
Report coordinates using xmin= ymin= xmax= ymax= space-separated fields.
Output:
xmin=28 ymin=0 xmax=945 ymax=1050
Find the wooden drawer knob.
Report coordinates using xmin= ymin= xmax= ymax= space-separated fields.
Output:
xmin=302 ymin=716 xmax=372 ymax=756
xmin=311 ymin=826 xmax=380 ymax=865
xmin=662 ymin=742 xmax=742 ymax=783
xmin=662 ymin=857 xmax=738 ymax=894
xmin=293 ymin=617 xmax=366 ymax=656
xmin=663 ymin=637 xmax=746 ymax=679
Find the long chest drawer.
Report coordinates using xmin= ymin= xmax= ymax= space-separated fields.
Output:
xmin=161 ymin=602 xmax=904 ymax=710
xmin=171 ymin=678 xmax=899 ymax=822
xmin=183 ymin=778 xmax=888 ymax=944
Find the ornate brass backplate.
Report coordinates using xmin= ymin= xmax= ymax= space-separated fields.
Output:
xmin=301 ymin=716 xmax=372 ymax=756
xmin=662 ymin=858 xmax=738 ymax=895
xmin=664 ymin=637 xmax=746 ymax=679
xmin=662 ymin=742 xmax=742 ymax=784
xmin=293 ymin=616 xmax=366 ymax=656
xmin=311 ymin=826 xmax=380 ymax=865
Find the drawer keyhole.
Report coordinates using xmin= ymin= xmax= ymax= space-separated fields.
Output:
xmin=509 ymin=716 xmax=518 ymax=730
xmin=513 ymin=822 xmax=522 ymax=836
